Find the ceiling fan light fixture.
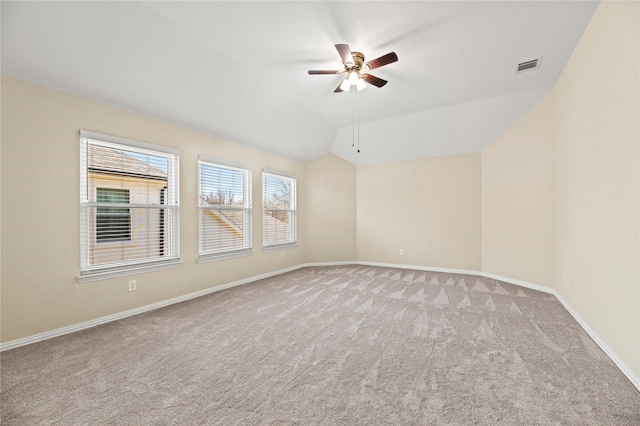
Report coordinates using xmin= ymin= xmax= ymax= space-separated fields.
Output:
xmin=308 ymin=43 xmax=398 ymax=94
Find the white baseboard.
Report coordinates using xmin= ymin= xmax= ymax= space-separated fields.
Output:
xmin=356 ymin=260 xmax=483 ymax=277
xmin=2 ymin=259 xmax=638 ymax=393
xmin=355 ymin=260 xmax=640 ymax=393
xmin=301 ymin=261 xmax=357 ymax=267
xmin=0 ymin=264 xmax=305 ymax=352
xmin=551 ymin=290 xmax=640 ymax=392
xmin=478 ymin=270 xmax=555 ymax=295
xmin=474 ymin=271 xmax=639 ymax=392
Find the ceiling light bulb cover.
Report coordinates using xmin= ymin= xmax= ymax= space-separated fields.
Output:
xmin=339 ymin=78 xmax=351 ymax=92
xmin=356 ymin=78 xmax=366 ymax=91
xmin=348 ymin=71 xmax=359 ymax=84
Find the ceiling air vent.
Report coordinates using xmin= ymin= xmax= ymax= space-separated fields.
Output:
xmin=516 ymin=57 xmax=542 ymax=73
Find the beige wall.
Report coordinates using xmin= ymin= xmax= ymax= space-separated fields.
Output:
xmin=481 ymin=94 xmax=555 ymax=287
xmin=479 ymin=1 xmax=639 ymax=379
xmin=551 ymin=0 xmax=640 ymax=377
xmin=303 ymin=153 xmax=357 ymax=262
xmin=356 ymin=153 xmax=482 ymax=270
xmin=1 ymin=76 xmax=340 ymax=342
xmin=0 ymin=76 xmax=358 ymax=343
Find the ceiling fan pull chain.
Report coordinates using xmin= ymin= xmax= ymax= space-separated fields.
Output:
xmin=357 ymin=90 xmax=361 ymax=153
xmin=352 ymin=88 xmax=356 ymax=147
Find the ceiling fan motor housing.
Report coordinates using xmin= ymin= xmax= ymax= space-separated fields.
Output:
xmin=351 ymin=52 xmax=365 ymax=70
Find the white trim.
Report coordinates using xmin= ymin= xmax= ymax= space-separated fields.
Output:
xmin=356 ymin=261 xmax=554 ymax=296
xmin=77 ymin=260 xmax=184 ymax=283
xmin=479 ymin=271 xmax=555 ymax=295
xmin=80 ymin=130 xmax=179 ymax=155
xmin=354 ymin=260 xmax=640 ymax=392
xmin=197 ymin=249 xmax=254 ymax=263
xmin=4 ymin=264 xmax=305 ymax=352
xmin=6 ymin=259 xmax=640 ymax=393
xmin=262 ymin=242 xmax=298 ymax=252
xmin=198 ymin=155 xmax=249 ymax=172
xmin=87 ymin=202 xmax=174 ymax=209
xmin=262 ymin=168 xmax=297 ymax=179
xmin=80 ymin=134 xmax=181 ymax=276
xmin=552 ymin=291 xmax=640 ymax=392
xmin=356 ymin=261 xmax=482 ymax=277
xmin=302 ymin=261 xmax=356 ymax=267
xmin=198 ymin=160 xmax=253 ymax=257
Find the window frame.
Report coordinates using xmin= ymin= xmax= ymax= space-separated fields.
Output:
xmin=197 ymin=157 xmax=253 ymax=262
xmin=78 ymin=130 xmax=182 ymax=282
xmin=262 ymin=171 xmax=297 ymax=250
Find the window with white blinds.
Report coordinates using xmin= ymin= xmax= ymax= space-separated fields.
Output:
xmin=80 ymin=131 xmax=180 ymax=277
xmin=262 ymin=171 xmax=297 ymax=248
xmin=198 ymin=159 xmax=252 ymax=259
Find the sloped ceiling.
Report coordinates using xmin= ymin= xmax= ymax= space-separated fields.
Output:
xmin=1 ymin=1 xmax=599 ymax=165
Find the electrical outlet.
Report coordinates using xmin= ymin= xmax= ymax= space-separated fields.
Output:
xmin=128 ymin=280 xmax=137 ymax=292
xmin=280 ymin=252 xmax=285 ymax=260
xmin=399 ymin=249 xmax=404 ymax=256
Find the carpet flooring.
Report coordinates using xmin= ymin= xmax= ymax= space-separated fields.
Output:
xmin=1 ymin=265 xmax=639 ymax=425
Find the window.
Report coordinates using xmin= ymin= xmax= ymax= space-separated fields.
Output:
xmin=80 ymin=131 xmax=180 ymax=278
xmin=96 ymin=188 xmax=131 ymax=242
xmin=262 ymin=171 xmax=297 ymax=248
xmin=198 ymin=158 xmax=252 ymax=259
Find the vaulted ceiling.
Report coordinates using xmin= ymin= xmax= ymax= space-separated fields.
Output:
xmin=1 ymin=1 xmax=599 ymax=165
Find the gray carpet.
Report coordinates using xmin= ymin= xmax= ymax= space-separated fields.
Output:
xmin=1 ymin=265 xmax=639 ymax=425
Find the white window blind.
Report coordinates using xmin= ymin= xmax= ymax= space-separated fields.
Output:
xmin=80 ymin=131 xmax=180 ymax=275
xmin=262 ymin=171 xmax=297 ymax=248
xmin=198 ymin=159 xmax=252 ymax=259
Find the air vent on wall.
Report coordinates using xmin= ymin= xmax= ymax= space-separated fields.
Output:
xmin=516 ymin=57 xmax=542 ymax=73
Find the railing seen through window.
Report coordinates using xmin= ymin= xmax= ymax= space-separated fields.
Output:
xmin=198 ymin=159 xmax=252 ymax=259
xmin=262 ymin=172 xmax=297 ymax=247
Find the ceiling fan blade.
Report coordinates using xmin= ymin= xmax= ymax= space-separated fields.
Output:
xmin=335 ymin=44 xmax=354 ymax=66
xmin=334 ymin=80 xmax=346 ymax=93
xmin=365 ymin=52 xmax=398 ymax=71
xmin=308 ymin=70 xmax=342 ymax=75
xmin=363 ymin=74 xmax=388 ymax=88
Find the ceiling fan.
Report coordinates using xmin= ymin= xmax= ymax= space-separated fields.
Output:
xmin=308 ymin=44 xmax=398 ymax=93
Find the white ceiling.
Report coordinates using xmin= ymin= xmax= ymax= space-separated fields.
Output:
xmin=1 ymin=1 xmax=599 ymax=165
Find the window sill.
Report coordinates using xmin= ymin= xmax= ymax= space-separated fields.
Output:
xmin=77 ymin=259 xmax=183 ymax=283
xmin=262 ymin=242 xmax=298 ymax=252
xmin=197 ymin=249 xmax=254 ymax=263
